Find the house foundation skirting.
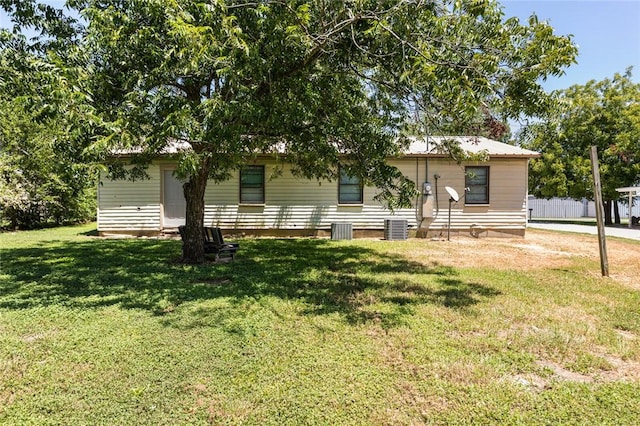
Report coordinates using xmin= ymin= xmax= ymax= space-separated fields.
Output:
xmin=419 ymin=227 xmax=525 ymax=239
xmin=98 ymin=227 xmax=526 ymax=239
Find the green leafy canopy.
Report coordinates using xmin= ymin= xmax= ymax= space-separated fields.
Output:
xmin=520 ymin=69 xmax=640 ymax=202
xmin=83 ymin=1 xmax=576 ymax=176
xmin=0 ymin=4 xmax=98 ymax=228
xmin=2 ymin=0 xmax=577 ymax=260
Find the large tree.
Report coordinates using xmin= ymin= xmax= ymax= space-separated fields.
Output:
xmin=520 ymin=69 xmax=640 ymax=224
xmin=2 ymin=0 xmax=577 ymax=261
xmin=81 ymin=0 xmax=576 ymax=263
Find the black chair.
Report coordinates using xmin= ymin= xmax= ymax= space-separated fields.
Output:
xmin=179 ymin=226 xmax=238 ymax=261
xmin=203 ymin=227 xmax=239 ymax=261
xmin=212 ymin=228 xmax=239 ymax=249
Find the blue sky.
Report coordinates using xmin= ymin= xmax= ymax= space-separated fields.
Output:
xmin=500 ymin=0 xmax=640 ymax=91
xmin=2 ymin=0 xmax=639 ymax=92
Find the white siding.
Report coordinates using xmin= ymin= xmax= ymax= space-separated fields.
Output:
xmin=97 ymin=165 xmax=162 ymax=232
xmin=201 ymin=158 xmax=529 ymax=233
xmin=97 ymin=157 xmax=530 ymax=235
xmin=203 ymin=161 xmax=406 ymax=230
xmin=395 ymin=158 xmax=529 ymax=234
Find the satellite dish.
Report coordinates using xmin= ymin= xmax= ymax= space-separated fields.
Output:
xmin=445 ymin=186 xmax=459 ymax=202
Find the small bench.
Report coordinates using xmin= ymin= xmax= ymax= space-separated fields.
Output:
xmin=178 ymin=226 xmax=239 ymax=261
xmin=204 ymin=227 xmax=239 ymax=260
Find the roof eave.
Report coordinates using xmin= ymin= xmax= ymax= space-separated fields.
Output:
xmin=402 ymin=153 xmax=540 ymax=159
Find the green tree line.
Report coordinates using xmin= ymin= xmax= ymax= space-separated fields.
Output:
xmin=519 ymin=69 xmax=640 ymax=225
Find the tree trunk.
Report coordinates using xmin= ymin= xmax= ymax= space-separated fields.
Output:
xmin=613 ymin=200 xmax=621 ymax=224
xmin=604 ymin=199 xmax=613 ymax=225
xmin=181 ymin=157 xmax=211 ymax=264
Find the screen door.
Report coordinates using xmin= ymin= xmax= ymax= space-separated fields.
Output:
xmin=163 ymin=169 xmax=186 ymax=228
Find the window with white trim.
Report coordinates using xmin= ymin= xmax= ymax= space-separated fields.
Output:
xmin=465 ymin=166 xmax=489 ymax=204
xmin=240 ymin=165 xmax=265 ymax=204
xmin=338 ymin=169 xmax=363 ymax=204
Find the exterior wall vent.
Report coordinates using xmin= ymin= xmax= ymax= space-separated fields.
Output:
xmin=384 ymin=219 xmax=408 ymax=241
xmin=331 ymin=223 xmax=353 ymax=240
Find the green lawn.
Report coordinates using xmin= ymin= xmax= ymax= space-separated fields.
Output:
xmin=1 ymin=224 xmax=639 ymax=425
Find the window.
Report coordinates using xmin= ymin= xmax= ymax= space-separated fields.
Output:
xmin=465 ymin=166 xmax=489 ymax=204
xmin=240 ymin=165 xmax=265 ymax=204
xmin=338 ymin=169 xmax=363 ymax=204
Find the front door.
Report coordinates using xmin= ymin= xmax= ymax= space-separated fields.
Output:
xmin=163 ymin=169 xmax=186 ymax=228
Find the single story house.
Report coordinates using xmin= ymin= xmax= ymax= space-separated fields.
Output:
xmin=97 ymin=136 xmax=539 ymax=238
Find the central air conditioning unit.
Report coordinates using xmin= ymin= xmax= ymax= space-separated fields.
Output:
xmin=331 ymin=222 xmax=353 ymax=240
xmin=384 ymin=219 xmax=408 ymax=241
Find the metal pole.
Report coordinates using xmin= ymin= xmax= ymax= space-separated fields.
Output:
xmin=590 ymin=146 xmax=609 ymax=277
xmin=447 ymin=198 xmax=452 ymax=241
xmin=628 ymin=191 xmax=633 ymax=228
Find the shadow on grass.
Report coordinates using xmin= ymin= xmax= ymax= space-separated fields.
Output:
xmin=1 ymin=236 xmax=501 ymax=328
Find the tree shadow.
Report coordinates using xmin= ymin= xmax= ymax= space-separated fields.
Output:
xmin=1 ymin=236 xmax=501 ymax=329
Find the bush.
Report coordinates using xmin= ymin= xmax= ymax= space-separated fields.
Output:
xmin=0 ymin=166 xmax=97 ymax=230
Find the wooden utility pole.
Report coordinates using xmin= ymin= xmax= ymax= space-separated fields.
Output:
xmin=590 ymin=146 xmax=609 ymax=277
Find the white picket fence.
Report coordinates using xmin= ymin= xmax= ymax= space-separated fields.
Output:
xmin=527 ymin=197 xmax=640 ymax=219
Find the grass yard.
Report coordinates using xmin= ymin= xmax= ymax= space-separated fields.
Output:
xmin=1 ymin=224 xmax=639 ymax=425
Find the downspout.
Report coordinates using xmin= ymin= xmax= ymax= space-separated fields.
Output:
xmin=525 ymin=158 xmax=531 ymax=229
xmin=97 ymin=171 xmax=101 ymax=234
xmin=427 ymin=133 xmax=439 ymax=217
xmin=417 ymin=135 xmax=430 ymax=230
xmin=425 ymin=134 xmax=429 ymax=188
xmin=434 ymin=173 xmax=440 ymax=216
xmin=415 ymin=157 xmax=422 ymax=227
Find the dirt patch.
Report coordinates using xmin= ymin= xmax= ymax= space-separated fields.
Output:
xmin=597 ymin=353 xmax=640 ymax=382
xmin=22 ymin=333 xmax=47 ymax=343
xmin=536 ymin=360 xmax=594 ymax=383
xmin=615 ymin=329 xmax=637 ymax=340
xmin=509 ymin=355 xmax=640 ymax=391
xmin=402 ymin=229 xmax=640 ymax=289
